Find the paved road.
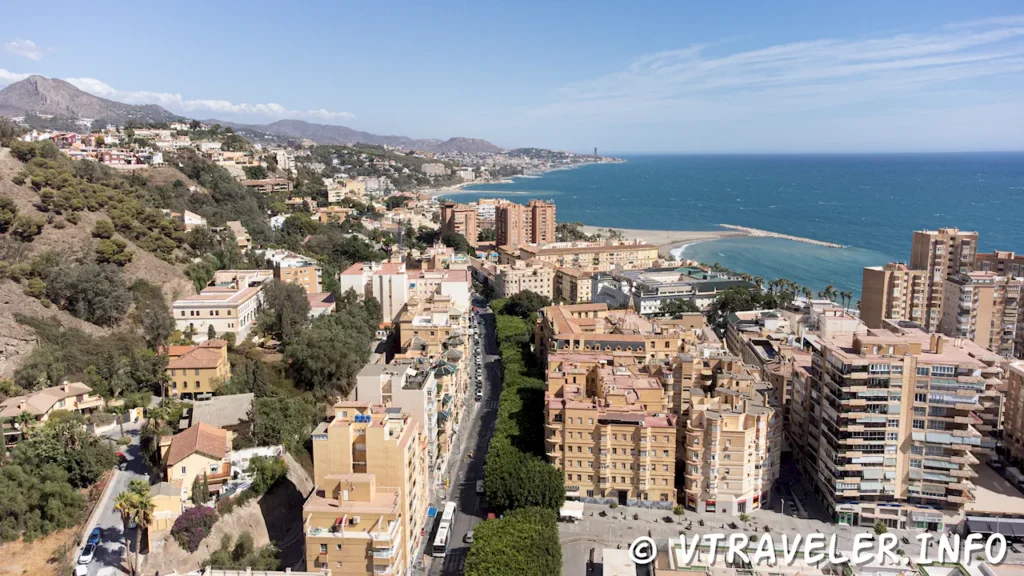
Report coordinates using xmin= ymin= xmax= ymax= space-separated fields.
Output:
xmin=76 ymin=422 xmax=149 ymax=576
xmin=428 ymin=301 xmax=501 ymax=576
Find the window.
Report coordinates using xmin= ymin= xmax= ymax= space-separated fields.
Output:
xmin=336 ymin=544 xmax=342 ymax=551
xmin=320 ymin=544 xmax=327 ymax=554
xmin=913 ymin=420 xmax=925 ymax=430
xmin=180 ymin=466 xmax=187 ymax=474
xmin=210 ymin=464 xmax=219 ymax=473
xmin=194 ymin=369 xmax=200 ymax=376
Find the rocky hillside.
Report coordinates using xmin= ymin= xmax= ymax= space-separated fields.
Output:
xmin=0 ymin=75 xmax=180 ymax=126
xmin=209 ymin=118 xmax=504 ymax=153
xmin=0 ymin=148 xmax=193 ymax=377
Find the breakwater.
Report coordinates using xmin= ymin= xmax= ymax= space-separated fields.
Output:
xmin=718 ymin=224 xmax=846 ymax=249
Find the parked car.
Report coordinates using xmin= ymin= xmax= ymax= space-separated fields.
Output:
xmin=87 ymin=527 xmax=102 ymax=545
xmin=477 ymin=480 xmax=485 ymax=494
xmin=78 ymin=543 xmax=97 ymax=564
xmin=464 ymin=530 xmax=474 ymax=544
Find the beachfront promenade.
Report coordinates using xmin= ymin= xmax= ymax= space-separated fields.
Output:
xmin=718 ymin=224 xmax=846 ymax=248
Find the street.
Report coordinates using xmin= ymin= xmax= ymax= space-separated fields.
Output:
xmin=428 ymin=297 xmax=502 ymax=576
xmin=76 ymin=422 xmax=149 ymax=576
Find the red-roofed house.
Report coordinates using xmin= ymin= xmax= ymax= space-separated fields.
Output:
xmin=164 ymin=340 xmax=231 ymax=399
xmin=160 ymin=422 xmax=233 ymax=500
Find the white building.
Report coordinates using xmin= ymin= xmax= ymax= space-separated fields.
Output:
xmin=269 ymin=215 xmax=287 ymax=230
xmin=171 ymin=270 xmax=272 ymax=342
xmin=339 ymin=261 xmax=410 ymax=323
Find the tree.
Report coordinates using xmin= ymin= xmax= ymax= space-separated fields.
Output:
xmin=45 ymin=262 xmax=132 ymax=326
xmin=464 ymin=508 xmax=562 ymax=576
xmin=477 ymin=228 xmax=497 ymax=242
xmin=114 ymin=480 xmax=154 ymax=575
xmin=500 ymin=290 xmax=551 ymax=320
xmin=384 ymin=195 xmax=410 ymax=210
xmin=257 ymin=279 xmax=311 ymax=344
xmin=131 ymin=279 xmax=174 ymax=349
xmin=0 ymin=196 xmax=18 ymax=233
xmin=0 ymin=463 xmax=85 ymax=543
xmin=248 ymin=456 xmax=287 ymax=494
xmin=12 ymin=419 xmax=118 ymax=488
xmin=705 ymin=287 xmax=778 ymax=331
xmin=207 ymin=324 xmax=218 ymax=341
xmin=249 ymin=396 xmax=321 ymax=453
xmin=243 ymin=165 xmax=269 ymax=180
xmin=95 ymin=237 xmax=134 ymax=266
xmin=171 ymin=506 xmax=218 ymax=553
xmin=874 ymin=521 xmax=888 ymax=535
xmin=10 ymin=214 xmax=44 ymax=241
xmin=191 ymin=472 xmax=211 ymax=506
xmin=285 ymin=292 xmax=379 ymax=398
xmin=441 ymin=231 xmax=473 ymax=254
xmin=205 ymin=532 xmax=279 ymax=570
xmin=659 ymin=298 xmax=701 ymax=317
xmin=92 ymin=219 xmax=115 ymax=239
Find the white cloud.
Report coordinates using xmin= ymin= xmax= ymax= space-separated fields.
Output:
xmin=4 ymin=40 xmax=44 ymax=61
xmin=534 ymin=17 xmax=1024 ymax=119
xmin=0 ymin=68 xmax=32 ymax=84
xmin=63 ymin=77 xmax=356 ymax=122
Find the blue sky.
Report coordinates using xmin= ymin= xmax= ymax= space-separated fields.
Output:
xmin=2 ymin=0 xmax=1024 ymax=153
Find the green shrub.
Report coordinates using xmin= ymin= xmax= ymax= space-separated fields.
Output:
xmin=10 ymin=214 xmax=44 ymax=241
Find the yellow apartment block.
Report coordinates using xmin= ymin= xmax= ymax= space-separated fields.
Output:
xmin=493 ymin=260 xmax=555 ymax=299
xmin=305 ymin=402 xmax=428 ymax=576
xmin=681 ymin=386 xmax=779 ymax=515
xmin=164 ymin=339 xmax=231 ymax=399
xmin=544 ymin=353 xmax=677 ymax=504
xmin=1002 ymin=362 xmax=1024 ymax=461
xmin=505 ymin=240 xmax=659 ymax=273
xmin=554 ymin=267 xmax=594 ymax=303
xmin=535 ymin=303 xmax=691 ymax=364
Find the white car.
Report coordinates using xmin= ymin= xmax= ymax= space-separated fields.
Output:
xmin=476 ymin=480 xmax=485 ymax=494
xmin=464 ymin=530 xmax=474 ymax=544
xmin=78 ymin=543 xmax=97 ymax=564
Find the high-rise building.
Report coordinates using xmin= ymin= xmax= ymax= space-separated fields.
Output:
xmin=941 ymin=272 xmax=1023 ymax=359
xmin=304 ymin=402 xmax=428 ymax=576
xmin=799 ymin=325 xmax=1003 ymax=530
xmin=1004 ymin=362 xmax=1024 ymax=461
xmin=680 ymin=383 xmax=779 ymax=515
xmin=495 ymin=199 xmax=556 ymax=247
xmin=543 ymin=353 xmax=677 ymax=503
xmin=976 ymin=251 xmax=1024 ymax=277
xmin=439 ymin=201 xmax=478 ymax=247
xmin=909 ymin=228 xmax=978 ymax=332
xmin=860 ymin=263 xmax=929 ymax=329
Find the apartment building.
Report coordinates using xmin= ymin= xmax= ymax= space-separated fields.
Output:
xmin=355 ymin=362 xmax=439 ymax=478
xmin=681 ymin=384 xmax=779 ymax=515
xmin=160 ymin=422 xmax=233 ymax=501
xmin=408 ymin=268 xmax=470 ymax=312
xmin=305 ymin=402 xmax=428 ymax=576
xmin=1 ymin=382 xmax=104 ymax=449
xmin=339 ymin=261 xmax=409 ymax=323
xmin=421 ymin=163 xmax=448 ymax=176
xmin=801 ymin=326 xmax=1002 ymax=530
xmin=397 ymin=294 xmax=461 ymax=356
xmin=495 ymin=199 xmax=556 ymax=248
xmin=544 ymin=354 xmax=677 ymax=504
xmin=242 ymin=178 xmax=292 ymax=193
xmin=535 ymin=303 xmax=697 ymax=365
xmin=164 ymin=339 xmax=232 ymax=399
xmin=314 ymin=206 xmax=353 ymax=224
xmin=505 ymin=240 xmax=660 ymax=273
xmin=1004 ymin=363 xmax=1024 ymax=461
xmin=909 ymin=228 xmax=978 ymax=332
xmin=172 ymin=270 xmax=271 ymax=342
xmin=554 ymin=267 xmax=594 ymax=304
xmin=327 ymin=179 xmax=366 ymax=203
xmin=262 ymin=249 xmax=324 ymax=294
xmin=976 ymin=251 xmax=1024 ymax=277
xmin=941 ymin=272 xmax=1023 ymax=358
xmin=225 ymin=221 xmax=251 ymax=251
xmin=494 ymin=260 xmax=555 ymax=299
xmin=440 ymin=201 xmax=478 ymax=247
xmin=860 ymin=263 xmax=929 ymax=329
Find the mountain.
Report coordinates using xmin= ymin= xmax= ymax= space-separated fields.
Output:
xmin=208 ymin=118 xmax=504 ymax=154
xmin=0 ymin=75 xmax=180 ymax=125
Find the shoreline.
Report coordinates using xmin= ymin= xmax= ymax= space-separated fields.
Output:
xmin=578 ymin=225 xmax=750 ymax=258
xmin=426 ymin=158 xmax=618 ymax=201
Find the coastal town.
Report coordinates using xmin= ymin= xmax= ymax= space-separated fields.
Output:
xmin=0 ymin=110 xmax=1023 ymax=576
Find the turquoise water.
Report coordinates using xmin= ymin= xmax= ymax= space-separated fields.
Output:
xmin=446 ymin=154 xmax=1024 ymax=298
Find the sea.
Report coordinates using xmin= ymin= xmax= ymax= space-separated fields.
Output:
xmin=444 ymin=154 xmax=1024 ymax=301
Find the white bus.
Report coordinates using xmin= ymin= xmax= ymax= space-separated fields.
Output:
xmin=431 ymin=502 xmax=458 ymax=557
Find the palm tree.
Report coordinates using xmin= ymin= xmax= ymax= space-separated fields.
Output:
xmin=15 ymin=411 xmax=35 ymax=439
xmin=802 ymin=287 xmax=812 ymax=301
xmin=114 ymin=480 xmax=154 ymax=576
xmin=753 ymin=276 xmax=764 ymax=290
xmin=840 ymin=290 xmax=853 ymax=310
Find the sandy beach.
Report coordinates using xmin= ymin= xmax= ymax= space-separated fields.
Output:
xmin=578 ymin=225 xmax=750 ymax=257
